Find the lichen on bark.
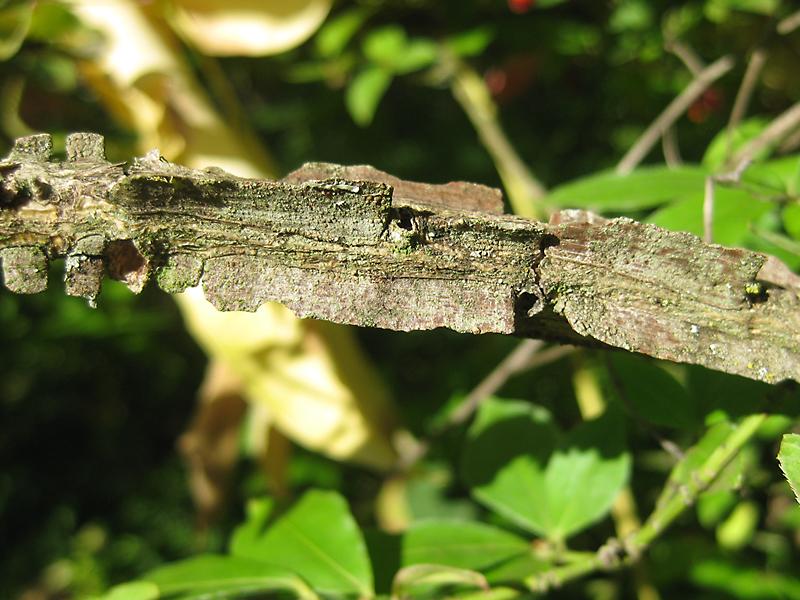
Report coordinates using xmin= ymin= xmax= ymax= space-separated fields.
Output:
xmin=0 ymin=132 xmax=798 ymax=383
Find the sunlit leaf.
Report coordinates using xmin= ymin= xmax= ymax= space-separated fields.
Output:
xmin=346 ymin=66 xmax=392 ymax=126
xmin=315 ymin=7 xmax=369 ymax=57
xmin=647 ymin=186 xmax=772 ymax=247
xmin=783 ymin=203 xmax=800 ymax=240
xmin=778 ymin=433 xmax=800 ymax=504
xmin=402 ymin=520 xmax=528 ymax=571
xmin=392 ymin=564 xmax=488 ymax=598
xmin=100 ymin=582 xmax=158 ymax=600
xmin=362 ymin=24 xmax=437 ymax=74
xmin=716 ymin=501 xmax=759 ymax=550
xmin=144 ymin=555 xmax=317 ymax=599
xmin=462 ymin=399 xmax=630 ymax=541
xmin=702 ymin=118 xmax=768 ymax=169
xmin=231 ymin=490 xmax=374 ymax=597
xmin=229 ymin=497 xmax=275 ymax=557
xmin=691 ymin=559 xmax=800 ymax=598
xmin=446 ymin=27 xmax=495 ymax=57
xmin=545 ymin=166 xmax=707 ymax=212
xmin=170 ymin=0 xmax=332 ymax=56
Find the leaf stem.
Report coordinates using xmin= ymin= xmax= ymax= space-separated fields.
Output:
xmin=521 ymin=413 xmax=766 ymax=593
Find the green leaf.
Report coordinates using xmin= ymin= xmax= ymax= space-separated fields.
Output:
xmin=691 ymin=559 xmax=800 ymax=598
xmin=647 ymin=186 xmax=772 ymax=247
xmin=446 ymin=27 xmax=494 ymax=57
xmin=345 ymin=66 xmax=392 ymax=126
xmin=362 ymin=25 xmax=407 ymax=65
xmin=702 ymin=118 xmax=768 ymax=169
xmin=229 ymin=497 xmax=274 ymax=557
xmin=314 ymin=7 xmax=369 ymax=57
xmin=143 ymin=554 xmax=317 ymax=600
xmin=545 ymin=165 xmax=707 ymax=212
xmin=483 ymin=553 xmax=551 ymax=585
xmin=608 ymin=353 xmax=696 ymax=430
xmin=783 ymin=203 xmax=800 ymax=240
xmin=231 ymin=490 xmax=374 ymax=597
xmin=362 ymin=25 xmax=437 ymax=74
xmin=100 ymin=582 xmax=158 ymax=600
xmin=461 ymin=399 xmax=630 ymax=541
xmin=392 ymin=564 xmax=488 ymax=599
xmin=402 ymin=520 xmax=528 ymax=571
xmin=657 ymin=420 xmax=744 ymax=510
xmin=716 ymin=500 xmax=759 ymax=550
xmin=542 ymin=410 xmax=631 ymax=540
xmin=778 ymin=433 xmax=800 ymax=504
xmin=461 ymin=399 xmax=557 ymax=536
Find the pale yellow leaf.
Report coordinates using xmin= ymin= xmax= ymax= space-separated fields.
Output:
xmin=170 ymin=0 xmax=332 ymax=56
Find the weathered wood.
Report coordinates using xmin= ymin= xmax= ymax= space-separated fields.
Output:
xmin=0 ymin=133 xmax=798 ymax=383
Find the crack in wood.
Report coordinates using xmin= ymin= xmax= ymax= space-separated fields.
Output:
xmin=0 ymin=133 xmax=798 ymax=383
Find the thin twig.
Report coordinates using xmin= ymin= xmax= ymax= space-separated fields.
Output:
xmin=395 ymin=341 xmax=573 ymax=472
xmin=661 ymin=126 xmax=682 ymax=167
xmin=617 ymin=55 xmax=735 ymax=175
xmin=523 ymin=414 xmax=766 ymax=592
xmin=726 ymin=48 xmax=767 ymax=161
xmin=777 ymin=9 xmax=800 ymax=34
xmin=703 ymin=176 xmax=715 ymax=243
xmin=732 ymin=101 xmax=800 ymax=164
xmin=665 ymin=39 xmax=705 ymax=76
xmin=447 ymin=55 xmax=549 ymax=219
xmin=447 ymin=339 xmax=545 ymax=427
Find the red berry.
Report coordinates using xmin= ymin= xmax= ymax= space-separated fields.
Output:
xmin=508 ymin=0 xmax=535 ymax=14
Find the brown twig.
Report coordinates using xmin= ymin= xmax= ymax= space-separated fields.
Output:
xmin=446 ymin=55 xmax=549 ymax=219
xmin=617 ymin=55 xmax=735 ymax=175
xmin=726 ymin=48 xmax=767 ymax=162
xmin=732 ymin=101 xmax=800 ymax=164
xmin=777 ymin=9 xmax=800 ymax=34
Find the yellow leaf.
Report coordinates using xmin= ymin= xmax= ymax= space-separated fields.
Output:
xmin=170 ymin=0 xmax=332 ymax=56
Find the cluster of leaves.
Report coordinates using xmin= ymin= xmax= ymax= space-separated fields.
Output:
xmin=2 ymin=0 xmax=800 ymax=599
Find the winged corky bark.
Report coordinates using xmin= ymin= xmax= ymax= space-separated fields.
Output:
xmin=1 ymin=133 xmax=798 ymax=383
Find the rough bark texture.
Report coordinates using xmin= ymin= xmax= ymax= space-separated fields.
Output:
xmin=1 ymin=133 xmax=798 ymax=383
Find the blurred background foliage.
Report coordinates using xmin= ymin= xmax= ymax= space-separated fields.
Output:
xmin=1 ymin=0 xmax=800 ymax=598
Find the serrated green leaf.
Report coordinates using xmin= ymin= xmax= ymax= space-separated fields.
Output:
xmin=142 ymin=554 xmax=317 ymax=600
xmin=446 ymin=27 xmax=494 ymax=57
xmin=345 ymin=66 xmax=392 ymax=126
xmin=461 ymin=399 xmax=557 ymax=536
xmin=647 ymin=186 xmax=772 ymax=247
xmin=462 ymin=399 xmax=630 ymax=541
xmin=392 ymin=564 xmax=488 ymax=598
xmin=542 ymin=410 xmax=631 ymax=540
xmin=231 ymin=490 xmax=373 ymax=597
xmin=778 ymin=433 xmax=800 ymax=504
xmin=314 ymin=7 xmax=368 ymax=57
xmin=402 ymin=520 xmax=528 ymax=571
xmin=545 ymin=165 xmax=707 ymax=212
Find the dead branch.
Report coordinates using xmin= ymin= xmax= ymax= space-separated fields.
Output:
xmin=1 ymin=133 xmax=798 ymax=383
